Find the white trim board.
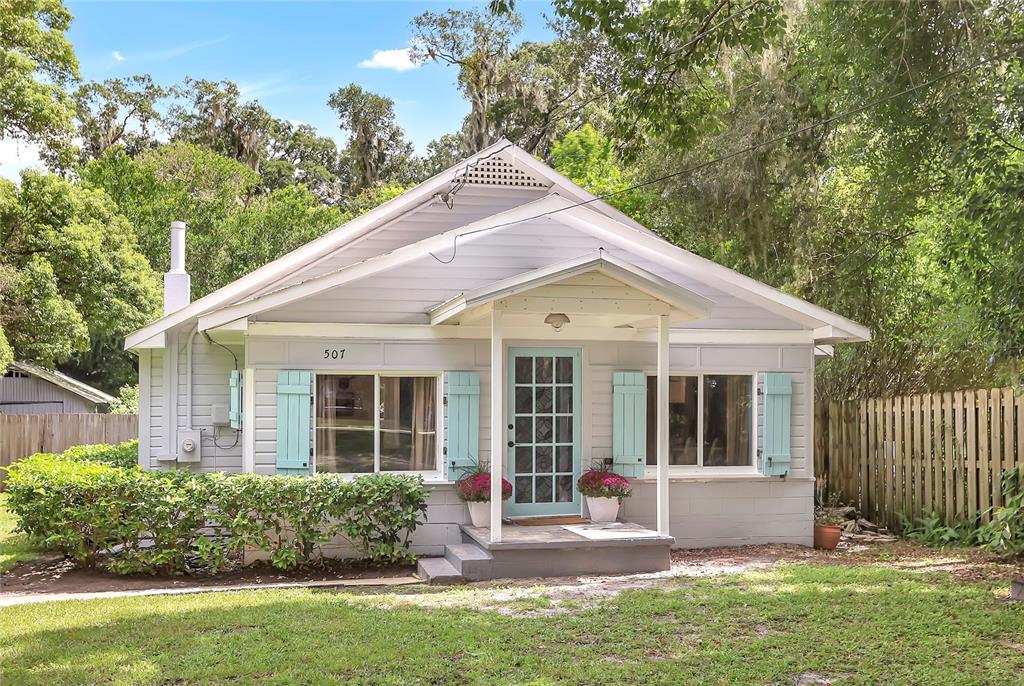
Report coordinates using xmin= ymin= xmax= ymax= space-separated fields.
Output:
xmin=245 ymin=322 xmax=818 ymax=344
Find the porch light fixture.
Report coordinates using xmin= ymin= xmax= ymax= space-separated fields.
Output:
xmin=544 ymin=312 xmax=571 ymax=332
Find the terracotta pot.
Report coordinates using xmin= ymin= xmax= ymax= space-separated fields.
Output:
xmin=467 ymin=501 xmax=491 ymax=528
xmin=586 ymin=496 xmax=620 ymax=523
xmin=814 ymin=524 xmax=842 ymax=550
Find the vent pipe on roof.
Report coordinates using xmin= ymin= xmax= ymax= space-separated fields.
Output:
xmin=163 ymin=220 xmax=191 ymax=315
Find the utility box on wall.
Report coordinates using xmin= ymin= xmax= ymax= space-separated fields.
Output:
xmin=177 ymin=429 xmax=202 ymax=463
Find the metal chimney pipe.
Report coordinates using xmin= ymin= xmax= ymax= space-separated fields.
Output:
xmin=163 ymin=220 xmax=191 ymax=315
xmin=169 ymin=220 xmax=187 ymax=273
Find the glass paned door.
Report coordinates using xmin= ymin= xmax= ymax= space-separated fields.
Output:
xmin=506 ymin=348 xmax=582 ymax=516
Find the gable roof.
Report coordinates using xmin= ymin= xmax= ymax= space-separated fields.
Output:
xmin=125 ymin=139 xmax=654 ymax=349
xmin=429 ymin=250 xmax=713 ymax=325
xmin=8 ymin=361 xmax=116 ymax=405
xmin=186 ymin=193 xmax=868 ymax=343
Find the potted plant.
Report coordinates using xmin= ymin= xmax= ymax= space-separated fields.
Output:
xmin=578 ymin=467 xmax=632 ymax=523
xmin=814 ymin=507 xmax=845 ymax=550
xmin=813 ymin=482 xmax=845 ymax=550
xmin=454 ymin=465 xmax=512 ymax=528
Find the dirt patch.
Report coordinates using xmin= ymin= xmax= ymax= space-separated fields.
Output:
xmin=3 ymin=538 xmax=1020 ymax=607
xmin=0 ymin=553 xmax=414 ymax=598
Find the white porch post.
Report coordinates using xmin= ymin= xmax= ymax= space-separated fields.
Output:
xmin=489 ymin=309 xmax=504 ymax=543
xmin=656 ymin=314 xmax=671 ymax=536
xmin=242 ymin=366 xmax=256 ymax=472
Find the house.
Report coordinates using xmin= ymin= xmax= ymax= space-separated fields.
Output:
xmin=124 ymin=140 xmax=869 ymax=581
xmin=1 ymin=361 xmax=115 ymax=415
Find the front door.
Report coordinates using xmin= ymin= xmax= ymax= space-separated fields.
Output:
xmin=506 ymin=347 xmax=582 ymax=516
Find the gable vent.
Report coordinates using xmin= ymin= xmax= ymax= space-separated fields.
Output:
xmin=457 ymin=155 xmax=549 ymax=189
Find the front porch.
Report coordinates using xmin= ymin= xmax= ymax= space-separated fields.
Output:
xmin=417 ymin=519 xmax=675 ymax=583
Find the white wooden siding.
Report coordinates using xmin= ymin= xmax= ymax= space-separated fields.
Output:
xmin=621 ymin=478 xmax=813 ymax=547
xmin=146 ymin=348 xmax=165 ymax=467
xmin=244 ymin=336 xmax=813 ymax=479
xmin=176 ymin=337 xmax=243 ymax=472
xmin=256 ymin=219 xmax=802 ymax=330
xmin=248 ymin=186 xmax=550 ymax=299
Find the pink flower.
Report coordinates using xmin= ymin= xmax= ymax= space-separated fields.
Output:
xmin=455 ymin=471 xmax=512 ymax=502
xmin=577 ymin=468 xmax=632 ymax=499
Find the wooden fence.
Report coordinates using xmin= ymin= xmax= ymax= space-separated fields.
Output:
xmin=0 ymin=414 xmax=138 ymax=489
xmin=815 ymin=388 xmax=1022 ymax=530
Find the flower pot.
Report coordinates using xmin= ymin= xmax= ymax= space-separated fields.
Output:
xmin=467 ymin=501 xmax=491 ymax=528
xmin=813 ymin=524 xmax=842 ymax=550
xmin=586 ymin=496 xmax=620 ymax=523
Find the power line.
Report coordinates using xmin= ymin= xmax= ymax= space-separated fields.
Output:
xmin=428 ymin=45 xmax=1020 ymax=264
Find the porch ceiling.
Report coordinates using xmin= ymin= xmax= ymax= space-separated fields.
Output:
xmin=429 ymin=250 xmax=712 ymax=329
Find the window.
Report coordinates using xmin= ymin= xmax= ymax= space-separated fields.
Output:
xmin=315 ymin=374 xmax=438 ymax=474
xmin=646 ymin=374 xmax=754 ymax=468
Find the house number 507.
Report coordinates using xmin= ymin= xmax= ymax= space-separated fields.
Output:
xmin=323 ymin=348 xmax=346 ymax=360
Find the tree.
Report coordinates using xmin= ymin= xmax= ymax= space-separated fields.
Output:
xmin=82 ymin=143 xmax=258 ymax=298
xmin=327 ymin=84 xmax=415 ymax=191
xmin=553 ymin=0 xmax=784 ymax=158
xmin=491 ymin=39 xmax=603 ymax=157
xmin=549 ymin=124 xmax=645 ymax=218
xmin=0 ymin=171 xmax=160 ymax=386
xmin=216 ymin=184 xmax=346 ymax=291
xmin=419 ymin=133 xmax=468 ymax=177
xmin=83 ymin=142 xmax=348 ymax=297
xmin=56 ymin=75 xmax=168 ymax=169
xmin=168 ymin=78 xmax=276 ymax=173
xmin=410 ymin=8 xmax=522 ymax=153
xmin=0 ymin=0 xmax=79 ymax=147
xmin=0 ymin=326 xmax=12 ymax=371
xmin=262 ymin=120 xmax=347 ymax=202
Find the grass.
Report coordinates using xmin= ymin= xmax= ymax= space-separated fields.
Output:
xmin=0 ymin=492 xmax=40 ymax=573
xmin=2 ymin=564 xmax=1022 ymax=685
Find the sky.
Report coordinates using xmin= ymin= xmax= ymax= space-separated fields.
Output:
xmin=0 ymin=0 xmax=558 ymax=181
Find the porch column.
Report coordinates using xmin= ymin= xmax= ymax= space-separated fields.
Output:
xmin=656 ymin=314 xmax=671 ymax=536
xmin=489 ymin=309 xmax=504 ymax=543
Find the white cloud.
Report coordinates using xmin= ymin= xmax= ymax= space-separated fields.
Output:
xmin=112 ymin=50 xmax=126 ymax=62
xmin=358 ymin=48 xmax=419 ymax=73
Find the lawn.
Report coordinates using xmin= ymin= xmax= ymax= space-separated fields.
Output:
xmin=0 ymin=493 xmax=40 ymax=573
xmin=2 ymin=562 xmax=1022 ymax=685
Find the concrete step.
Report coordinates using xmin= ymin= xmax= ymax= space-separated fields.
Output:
xmin=444 ymin=543 xmax=493 ymax=581
xmin=416 ymin=557 xmax=465 ymax=585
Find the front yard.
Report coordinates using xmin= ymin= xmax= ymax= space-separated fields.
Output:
xmin=2 ymin=548 xmax=1023 ymax=685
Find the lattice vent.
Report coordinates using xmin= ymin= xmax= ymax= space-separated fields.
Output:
xmin=458 ymin=155 xmax=549 ymax=188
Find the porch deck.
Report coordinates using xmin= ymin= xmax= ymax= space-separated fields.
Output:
xmin=462 ymin=521 xmax=673 ymax=550
xmin=416 ymin=521 xmax=674 ymax=583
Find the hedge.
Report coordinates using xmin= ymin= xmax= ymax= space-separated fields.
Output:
xmin=60 ymin=440 xmax=139 ymax=469
xmin=4 ymin=454 xmax=428 ymax=575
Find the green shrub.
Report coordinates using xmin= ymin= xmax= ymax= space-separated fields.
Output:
xmin=4 ymin=455 xmax=428 ymax=575
xmin=60 ymin=440 xmax=139 ymax=469
xmin=976 ymin=467 xmax=1024 ymax=555
xmin=902 ymin=467 xmax=1024 ymax=555
xmin=902 ymin=511 xmax=983 ymax=547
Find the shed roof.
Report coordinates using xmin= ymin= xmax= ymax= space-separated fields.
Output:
xmin=8 ymin=361 xmax=116 ymax=405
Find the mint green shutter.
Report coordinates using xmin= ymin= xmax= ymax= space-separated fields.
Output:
xmin=761 ymin=373 xmax=793 ymax=476
xmin=229 ymin=370 xmax=243 ymax=430
xmin=277 ymin=370 xmax=312 ymax=475
xmin=446 ymin=371 xmax=480 ymax=479
xmin=612 ymin=371 xmax=646 ymax=477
